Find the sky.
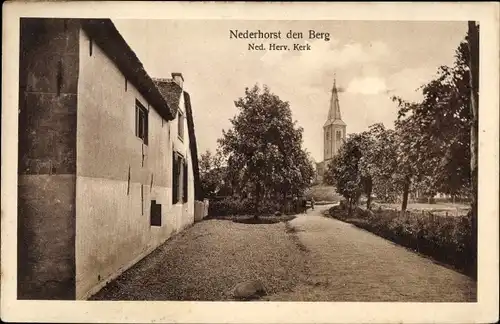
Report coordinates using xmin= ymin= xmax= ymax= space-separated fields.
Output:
xmin=114 ymin=20 xmax=467 ymax=163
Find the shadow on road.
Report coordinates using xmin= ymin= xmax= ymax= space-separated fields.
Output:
xmin=231 ymin=215 xmax=297 ymax=225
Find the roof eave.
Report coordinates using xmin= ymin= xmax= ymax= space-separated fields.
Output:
xmin=80 ymin=19 xmax=176 ymax=121
xmin=323 ymin=119 xmax=347 ymax=127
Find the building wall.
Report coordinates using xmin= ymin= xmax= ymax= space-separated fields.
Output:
xmin=75 ymin=29 xmax=194 ymax=300
xmin=17 ymin=18 xmax=80 ymax=300
xmin=333 ymin=125 xmax=346 ymax=156
xmin=324 ymin=124 xmax=346 ymax=161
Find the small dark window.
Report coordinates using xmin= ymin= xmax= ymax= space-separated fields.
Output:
xmin=336 ymin=130 xmax=341 ymax=141
xmin=135 ymin=100 xmax=148 ymax=145
xmin=150 ymin=200 xmax=162 ymax=227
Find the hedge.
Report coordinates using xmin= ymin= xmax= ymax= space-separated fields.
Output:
xmin=208 ymin=196 xmax=308 ymax=217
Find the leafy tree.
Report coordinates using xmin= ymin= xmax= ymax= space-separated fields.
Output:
xmin=351 ymin=131 xmax=372 ymax=209
xmin=358 ymin=123 xmax=400 ymax=208
xmin=218 ymin=84 xmax=314 ymax=216
xmin=199 ymin=150 xmax=231 ymax=198
xmin=391 ymin=27 xmax=479 ymax=210
xmin=392 ymin=103 xmax=431 ymax=211
xmin=324 ymin=133 xmax=364 ymax=215
xmin=326 ymin=124 xmax=399 ymax=211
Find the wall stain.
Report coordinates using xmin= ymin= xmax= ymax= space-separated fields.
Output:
xmin=127 ymin=165 xmax=131 ymax=195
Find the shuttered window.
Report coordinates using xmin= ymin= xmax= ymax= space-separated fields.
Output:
xmin=172 ymin=152 xmax=187 ymax=204
xmin=135 ymin=100 xmax=148 ymax=145
xmin=183 ymin=160 xmax=188 ymax=203
xmin=172 ymin=152 xmax=179 ymax=204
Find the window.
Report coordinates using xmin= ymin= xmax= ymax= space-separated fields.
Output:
xmin=172 ymin=152 xmax=179 ymax=204
xmin=150 ymin=200 xmax=162 ymax=227
xmin=172 ymin=152 xmax=186 ymax=204
xmin=336 ymin=130 xmax=341 ymax=141
xmin=183 ymin=160 xmax=188 ymax=203
xmin=178 ymin=111 xmax=185 ymax=141
xmin=325 ymin=130 xmax=329 ymax=139
xmin=135 ymin=100 xmax=148 ymax=145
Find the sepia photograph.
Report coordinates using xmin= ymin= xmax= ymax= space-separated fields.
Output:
xmin=2 ymin=1 xmax=499 ymax=323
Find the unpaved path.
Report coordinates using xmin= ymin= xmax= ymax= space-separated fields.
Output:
xmin=273 ymin=207 xmax=476 ymax=301
xmin=91 ymin=206 xmax=476 ymax=301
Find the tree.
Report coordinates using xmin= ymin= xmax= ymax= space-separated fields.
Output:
xmin=199 ymin=149 xmax=231 ymax=199
xmin=392 ymin=104 xmax=430 ymax=211
xmin=199 ymin=150 xmax=220 ymax=198
xmin=327 ymin=124 xmax=400 ymax=211
xmin=324 ymin=133 xmax=364 ymax=215
xmin=467 ymin=21 xmax=479 ymax=279
xmin=392 ymin=29 xmax=478 ymax=210
xmin=358 ymin=123 xmax=400 ymax=208
xmin=218 ymin=84 xmax=314 ymax=217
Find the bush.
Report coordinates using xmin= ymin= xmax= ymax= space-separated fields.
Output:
xmin=327 ymin=203 xmax=348 ymax=220
xmin=208 ymin=197 xmax=288 ymax=216
xmin=208 ymin=197 xmax=253 ymax=216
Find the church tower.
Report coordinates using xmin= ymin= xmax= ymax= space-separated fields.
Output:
xmin=323 ymin=78 xmax=346 ymax=163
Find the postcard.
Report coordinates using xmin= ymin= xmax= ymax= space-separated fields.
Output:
xmin=1 ymin=1 xmax=499 ymax=323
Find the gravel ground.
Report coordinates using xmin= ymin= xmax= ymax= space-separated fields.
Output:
xmin=91 ymin=206 xmax=476 ymax=302
xmin=90 ymin=218 xmax=309 ymax=301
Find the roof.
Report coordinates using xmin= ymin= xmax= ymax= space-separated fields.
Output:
xmin=325 ymin=78 xmax=345 ymax=127
xmin=324 ymin=119 xmax=347 ymax=127
xmin=153 ymin=79 xmax=183 ymax=113
xmin=154 ymin=79 xmax=203 ymax=200
xmin=78 ymin=19 xmax=203 ymax=199
xmin=183 ymin=91 xmax=203 ymax=200
xmin=80 ymin=19 xmax=176 ymax=120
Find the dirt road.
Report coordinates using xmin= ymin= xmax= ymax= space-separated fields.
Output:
xmin=91 ymin=206 xmax=476 ymax=301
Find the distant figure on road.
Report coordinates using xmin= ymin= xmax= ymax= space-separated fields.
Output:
xmin=301 ymin=198 xmax=307 ymax=213
xmin=310 ymin=197 xmax=315 ymax=210
xmin=293 ymin=196 xmax=298 ymax=214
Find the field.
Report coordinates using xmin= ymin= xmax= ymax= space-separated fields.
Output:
xmin=372 ymin=202 xmax=471 ymax=217
xmin=305 ymin=185 xmax=342 ymax=204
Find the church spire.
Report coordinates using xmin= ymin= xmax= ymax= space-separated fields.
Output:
xmin=322 ymin=75 xmax=347 ymax=165
xmin=327 ymin=75 xmax=342 ymax=122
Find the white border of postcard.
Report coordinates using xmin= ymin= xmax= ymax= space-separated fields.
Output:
xmin=2 ymin=1 xmax=499 ymax=323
